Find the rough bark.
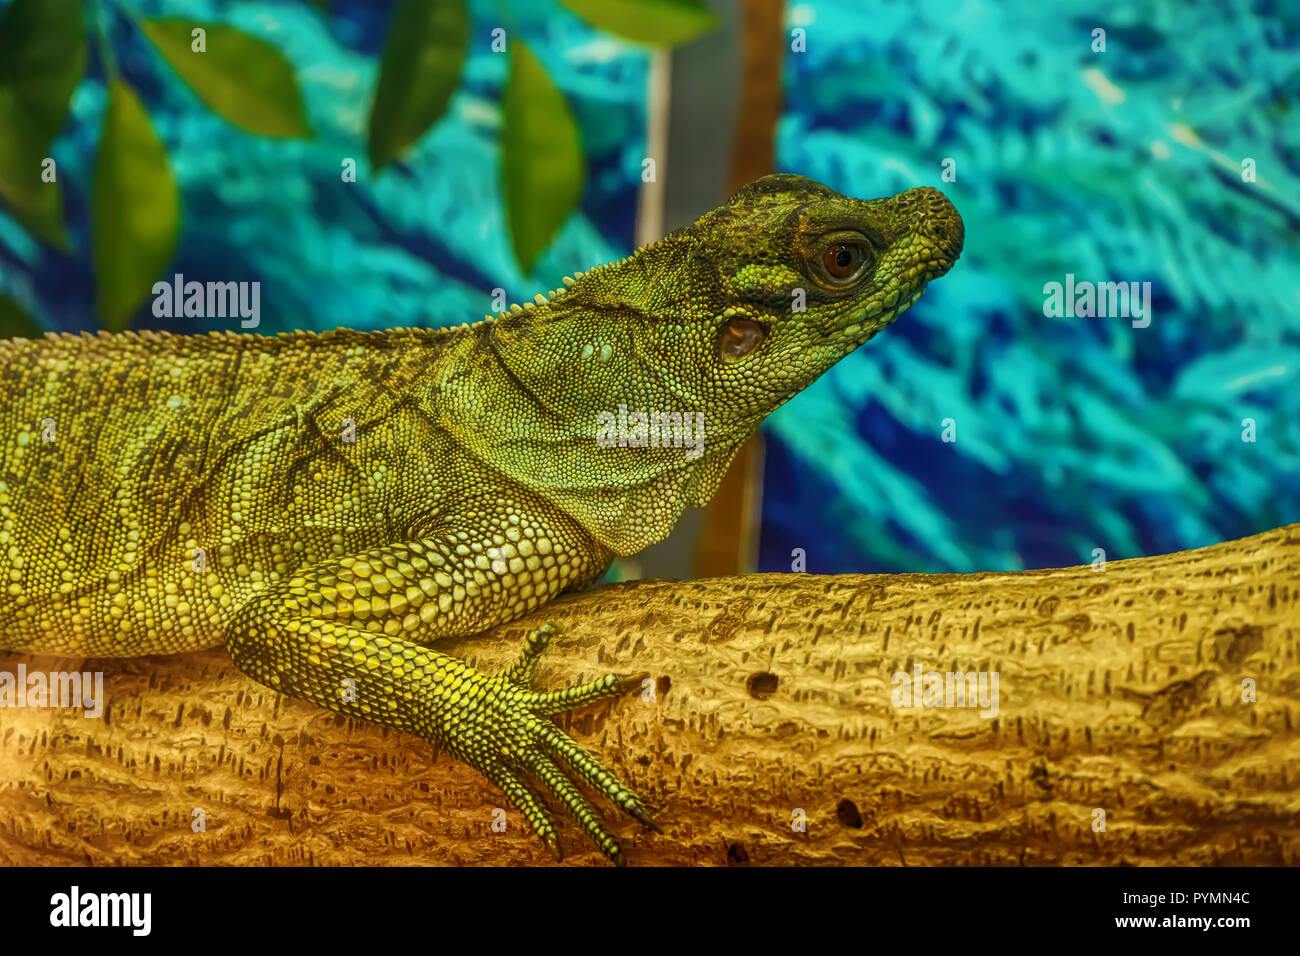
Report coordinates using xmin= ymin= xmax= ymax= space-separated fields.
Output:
xmin=1 ymin=525 xmax=1297 ymax=867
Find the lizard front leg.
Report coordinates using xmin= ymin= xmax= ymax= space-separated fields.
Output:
xmin=223 ymin=534 xmax=657 ymax=864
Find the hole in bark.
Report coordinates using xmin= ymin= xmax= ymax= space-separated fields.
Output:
xmin=726 ymin=842 xmax=750 ymax=864
xmin=657 ymin=675 xmax=672 ymax=698
xmin=747 ymin=671 xmax=779 ymax=699
xmin=837 ymin=798 xmax=863 ymax=828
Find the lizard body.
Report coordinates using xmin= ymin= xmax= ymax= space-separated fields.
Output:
xmin=0 ymin=175 xmax=962 ymax=863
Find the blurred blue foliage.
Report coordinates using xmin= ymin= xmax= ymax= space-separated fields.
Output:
xmin=0 ymin=0 xmax=647 ymax=336
xmin=1 ymin=0 xmax=1297 ymax=575
xmin=761 ymin=0 xmax=1300 ymax=573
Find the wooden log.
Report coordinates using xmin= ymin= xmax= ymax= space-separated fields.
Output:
xmin=1 ymin=524 xmax=1296 ymax=866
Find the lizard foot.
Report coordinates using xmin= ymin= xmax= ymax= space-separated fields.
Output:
xmin=443 ymin=621 xmax=660 ymax=865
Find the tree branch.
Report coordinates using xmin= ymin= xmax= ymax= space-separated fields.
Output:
xmin=1 ymin=525 xmax=1296 ymax=865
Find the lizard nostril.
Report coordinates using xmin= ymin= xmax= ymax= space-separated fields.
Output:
xmin=898 ymin=187 xmax=964 ymax=260
xmin=929 ymin=218 xmax=963 ymax=257
xmin=922 ymin=200 xmax=964 ymax=259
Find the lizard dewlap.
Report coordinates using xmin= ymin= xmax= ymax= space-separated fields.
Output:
xmin=0 ymin=174 xmax=962 ymax=864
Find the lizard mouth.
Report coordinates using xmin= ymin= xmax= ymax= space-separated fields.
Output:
xmin=831 ymin=284 xmax=928 ymax=346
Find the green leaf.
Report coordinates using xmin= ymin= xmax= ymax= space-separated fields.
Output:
xmin=557 ymin=0 xmax=718 ymax=46
xmin=0 ymin=94 xmax=67 ymax=248
xmin=367 ymin=0 xmax=469 ymax=171
xmin=93 ymin=80 xmax=180 ymax=331
xmin=0 ymin=293 xmax=42 ymax=339
xmin=140 ymin=19 xmax=312 ymax=138
xmin=0 ymin=0 xmax=85 ymax=248
xmin=0 ymin=0 xmax=86 ymax=141
xmin=502 ymin=43 xmax=586 ymax=274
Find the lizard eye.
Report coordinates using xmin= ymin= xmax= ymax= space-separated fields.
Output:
xmin=718 ymin=317 xmax=764 ymax=361
xmin=820 ymin=242 xmax=869 ymax=284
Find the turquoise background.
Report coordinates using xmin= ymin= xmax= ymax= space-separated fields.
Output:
xmin=764 ymin=0 xmax=1300 ymax=572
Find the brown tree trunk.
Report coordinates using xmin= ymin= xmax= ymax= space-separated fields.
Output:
xmin=693 ymin=0 xmax=785 ymax=577
xmin=1 ymin=525 xmax=1296 ymax=866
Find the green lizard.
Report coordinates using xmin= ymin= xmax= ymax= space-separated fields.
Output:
xmin=0 ymin=174 xmax=962 ymax=864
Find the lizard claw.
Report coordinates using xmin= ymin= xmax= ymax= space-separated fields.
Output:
xmin=444 ymin=623 xmax=659 ymax=864
xmin=620 ymin=671 xmax=652 ymax=695
xmin=501 ymin=621 xmax=559 ymax=687
xmin=627 ymin=803 xmax=664 ymax=834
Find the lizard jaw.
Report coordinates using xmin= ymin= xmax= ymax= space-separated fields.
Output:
xmin=833 ymin=286 xmax=927 ymax=347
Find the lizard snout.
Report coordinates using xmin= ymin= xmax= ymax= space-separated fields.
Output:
xmin=905 ymin=186 xmax=964 ymax=264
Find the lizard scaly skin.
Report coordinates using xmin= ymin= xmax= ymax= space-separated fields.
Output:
xmin=0 ymin=175 xmax=963 ymax=863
